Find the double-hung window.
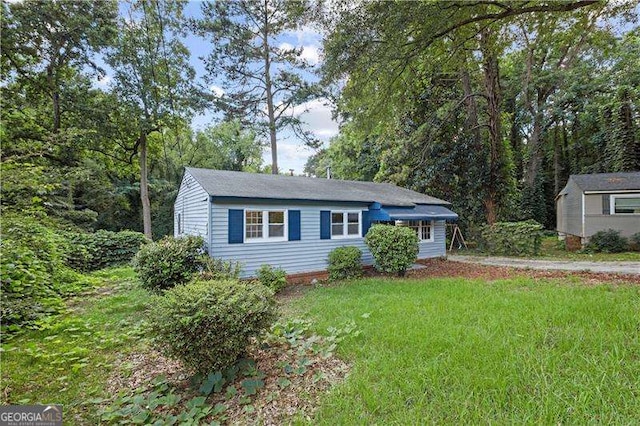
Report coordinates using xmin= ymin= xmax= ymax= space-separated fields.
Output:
xmin=610 ymin=195 xmax=640 ymax=214
xmin=245 ymin=210 xmax=287 ymax=242
xmin=398 ymin=220 xmax=434 ymax=242
xmin=331 ymin=210 xmax=361 ymax=238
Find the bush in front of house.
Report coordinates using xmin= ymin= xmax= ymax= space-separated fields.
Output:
xmin=328 ymin=246 xmax=363 ymax=281
xmin=147 ymin=279 xmax=277 ymax=374
xmin=585 ymin=229 xmax=629 ymax=253
xmin=199 ymin=257 xmax=243 ymax=281
xmin=629 ymin=232 xmax=640 ymax=252
xmin=256 ymin=264 xmax=287 ymax=292
xmin=65 ymin=230 xmax=149 ymax=271
xmin=479 ymin=220 xmax=544 ymax=256
xmin=134 ymin=236 xmax=204 ymax=292
xmin=365 ymin=224 xmax=419 ymax=276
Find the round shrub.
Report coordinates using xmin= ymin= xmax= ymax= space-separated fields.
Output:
xmin=328 ymin=246 xmax=363 ymax=281
xmin=147 ymin=280 xmax=277 ymax=373
xmin=134 ymin=236 xmax=204 ymax=292
xmin=365 ymin=224 xmax=419 ymax=276
xmin=256 ymin=264 xmax=287 ymax=293
xmin=585 ymin=229 xmax=629 ymax=253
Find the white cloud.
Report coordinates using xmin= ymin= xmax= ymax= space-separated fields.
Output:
xmin=279 ymin=42 xmax=295 ymax=52
xmin=290 ymin=98 xmax=339 ymax=140
xmin=300 ymin=45 xmax=320 ymax=65
xmin=288 ymin=25 xmax=322 ymax=44
xmin=210 ymin=85 xmax=224 ymax=97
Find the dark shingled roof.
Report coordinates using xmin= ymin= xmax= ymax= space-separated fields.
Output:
xmin=570 ymin=172 xmax=640 ymax=192
xmin=185 ymin=167 xmax=450 ymax=206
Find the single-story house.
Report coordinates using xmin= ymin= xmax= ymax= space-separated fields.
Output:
xmin=174 ymin=167 xmax=458 ymax=278
xmin=556 ymin=172 xmax=640 ymax=244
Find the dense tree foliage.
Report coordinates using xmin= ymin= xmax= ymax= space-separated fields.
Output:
xmin=1 ymin=0 xmax=638 ymax=246
xmin=313 ymin=0 xmax=639 ymax=231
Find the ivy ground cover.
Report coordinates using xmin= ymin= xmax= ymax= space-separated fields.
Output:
xmin=289 ymin=276 xmax=640 ymax=424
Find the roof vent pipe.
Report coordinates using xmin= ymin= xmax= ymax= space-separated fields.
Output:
xmin=326 ymin=167 xmax=331 ymax=179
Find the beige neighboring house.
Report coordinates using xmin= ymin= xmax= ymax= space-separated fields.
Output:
xmin=556 ymin=172 xmax=640 ymax=245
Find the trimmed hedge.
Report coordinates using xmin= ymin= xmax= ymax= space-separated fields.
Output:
xmin=256 ymin=264 xmax=287 ymax=293
xmin=66 ymin=230 xmax=149 ymax=271
xmin=147 ymin=280 xmax=277 ymax=374
xmin=585 ymin=229 xmax=629 ymax=253
xmin=479 ymin=220 xmax=544 ymax=256
xmin=328 ymin=246 xmax=363 ymax=281
xmin=365 ymin=224 xmax=419 ymax=276
xmin=134 ymin=236 xmax=205 ymax=292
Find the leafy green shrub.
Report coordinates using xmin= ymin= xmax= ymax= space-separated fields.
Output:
xmin=256 ymin=264 xmax=287 ymax=292
xmin=199 ymin=257 xmax=243 ymax=281
xmin=585 ymin=229 xmax=629 ymax=253
xmin=328 ymin=246 xmax=363 ymax=281
xmin=65 ymin=230 xmax=148 ymax=271
xmin=134 ymin=236 xmax=204 ymax=292
xmin=147 ymin=280 xmax=276 ymax=373
xmin=1 ymin=214 xmax=72 ymax=331
xmin=479 ymin=220 xmax=544 ymax=256
xmin=365 ymin=224 xmax=419 ymax=276
xmin=629 ymin=232 xmax=640 ymax=252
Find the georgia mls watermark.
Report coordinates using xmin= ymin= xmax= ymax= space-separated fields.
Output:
xmin=0 ymin=405 xmax=62 ymax=426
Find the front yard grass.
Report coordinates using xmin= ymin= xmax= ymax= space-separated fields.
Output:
xmin=0 ymin=267 xmax=149 ymax=424
xmin=289 ymin=276 xmax=640 ymax=424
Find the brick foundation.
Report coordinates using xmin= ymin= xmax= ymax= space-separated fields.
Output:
xmin=565 ymin=234 xmax=582 ymax=252
xmin=285 ymin=265 xmax=376 ymax=284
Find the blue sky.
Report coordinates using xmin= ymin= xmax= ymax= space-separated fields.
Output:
xmin=96 ymin=0 xmax=337 ymax=174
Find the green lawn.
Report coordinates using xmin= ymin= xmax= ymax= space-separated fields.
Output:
xmin=4 ymin=269 xmax=640 ymax=424
xmin=0 ymin=267 xmax=149 ymax=424
xmin=288 ymin=277 xmax=640 ymax=424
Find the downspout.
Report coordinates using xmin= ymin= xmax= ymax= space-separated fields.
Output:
xmin=208 ymin=195 xmax=214 ymax=257
xmin=581 ymin=192 xmax=585 ymax=240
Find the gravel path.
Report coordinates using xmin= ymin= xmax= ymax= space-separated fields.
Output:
xmin=448 ymin=255 xmax=640 ymax=275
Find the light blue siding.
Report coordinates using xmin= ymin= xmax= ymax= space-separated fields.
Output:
xmin=210 ymin=201 xmax=446 ymax=278
xmin=174 ymin=171 xmax=209 ymax=241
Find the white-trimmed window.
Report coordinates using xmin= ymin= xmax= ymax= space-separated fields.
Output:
xmin=331 ymin=210 xmax=361 ymax=238
xmin=610 ymin=194 xmax=640 ymax=214
xmin=397 ymin=220 xmax=434 ymax=242
xmin=245 ymin=210 xmax=287 ymax=242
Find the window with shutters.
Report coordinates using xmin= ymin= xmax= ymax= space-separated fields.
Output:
xmin=610 ymin=195 xmax=640 ymax=214
xmin=331 ymin=210 xmax=361 ymax=238
xmin=245 ymin=210 xmax=288 ymax=242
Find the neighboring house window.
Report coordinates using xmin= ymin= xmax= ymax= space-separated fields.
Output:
xmin=398 ymin=220 xmax=434 ymax=242
xmin=610 ymin=195 xmax=640 ymax=214
xmin=331 ymin=210 xmax=361 ymax=238
xmin=245 ymin=210 xmax=287 ymax=242
xmin=177 ymin=213 xmax=182 ymax=234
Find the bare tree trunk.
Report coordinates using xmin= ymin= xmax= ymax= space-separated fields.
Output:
xmin=263 ymin=0 xmax=278 ymax=174
xmin=460 ymin=68 xmax=481 ymax=145
xmin=480 ymin=29 xmax=504 ymax=225
xmin=139 ymin=132 xmax=153 ymax=239
xmin=47 ymin=65 xmax=61 ymax=132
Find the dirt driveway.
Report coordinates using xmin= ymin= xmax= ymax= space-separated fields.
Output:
xmin=449 ymin=255 xmax=640 ymax=276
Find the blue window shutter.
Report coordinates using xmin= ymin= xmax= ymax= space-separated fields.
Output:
xmin=228 ymin=209 xmax=244 ymax=244
xmin=320 ymin=210 xmax=331 ymax=240
xmin=288 ymin=210 xmax=301 ymax=241
xmin=362 ymin=210 xmax=371 ymax=237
